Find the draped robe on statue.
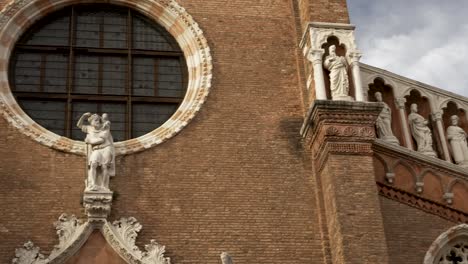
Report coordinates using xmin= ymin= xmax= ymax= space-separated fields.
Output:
xmin=324 ymin=55 xmax=349 ymax=98
xmin=447 ymin=125 xmax=468 ymax=165
xmin=408 ymin=112 xmax=435 ymax=155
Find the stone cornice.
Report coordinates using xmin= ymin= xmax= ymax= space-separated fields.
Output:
xmin=300 ymin=22 xmax=356 ymax=48
xmin=373 ymin=140 xmax=468 ymax=180
xmin=361 ymin=63 xmax=468 ymax=104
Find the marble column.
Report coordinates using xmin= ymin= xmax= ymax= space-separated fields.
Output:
xmin=349 ymin=51 xmax=365 ymax=102
xmin=307 ymin=49 xmax=327 ymax=100
xmin=395 ymin=97 xmax=414 ymax=150
xmin=432 ymin=111 xmax=451 ymax=162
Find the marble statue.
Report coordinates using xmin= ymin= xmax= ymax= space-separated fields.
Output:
xmin=323 ymin=45 xmax=350 ymax=100
xmin=77 ymin=112 xmax=115 ymax=191
xmin=407 ymin=104 xmax=437 ymax=157
xmin=447 ymin=115 xmax=468 ymax=167
xmin=375 ymin=92 xmax=399 ymax=145
xmin=220 ymin=252 xmax=233 ymax=264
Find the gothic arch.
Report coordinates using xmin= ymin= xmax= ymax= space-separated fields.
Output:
xmin=364 ymin=75 xmax=399 ymax=95
xmin=390 ymin=159 xmax=418 ymax=184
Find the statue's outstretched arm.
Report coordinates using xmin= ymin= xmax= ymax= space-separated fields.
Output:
xmin=77 ymin=112 xmax=91 ymax=129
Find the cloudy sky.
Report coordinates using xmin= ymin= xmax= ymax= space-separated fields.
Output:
xmin=347 ymin=0 xmax=468 ymax=97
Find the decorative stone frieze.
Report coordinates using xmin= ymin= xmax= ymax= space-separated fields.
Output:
xmin=378 ymin=183 xmax=468 ymax=224
xmin=301 ymin=100 xmax=382 ymax=172
xmin=373 ymin=140 xmax=468 ymax=212
xmin=0 ymin=0 xmax=212 ymax=155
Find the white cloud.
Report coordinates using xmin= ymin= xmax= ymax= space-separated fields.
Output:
xmin=348 ymin=0 xmax=468 ymax=97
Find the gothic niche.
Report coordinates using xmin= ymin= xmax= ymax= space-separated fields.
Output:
xmin=443 ymin=102 xmax=468 ymax=167
xmin=321 ymin=36 xmax=354 ymax=101
xmin=405 ymin=90 xmax=438 ymax=158
xmin=368 ymin=78 xmax=401 ymax=145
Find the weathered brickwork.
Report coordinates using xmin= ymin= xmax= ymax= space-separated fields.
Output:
xmin=0 ymin=0 xmax=464 ymax=264
xmin=380 ymin=196 xmax=457 ymax=264
xmin=0 ymin=0 xmax=325 ymax=263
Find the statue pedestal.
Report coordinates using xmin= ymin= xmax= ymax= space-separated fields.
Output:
xmin=83 ymin=190 xmax=113 ymax=222
xmin=382 ymin=136 xmax=400 ymax=146
xmin=332 ymin=95 xmax=353 ymax=101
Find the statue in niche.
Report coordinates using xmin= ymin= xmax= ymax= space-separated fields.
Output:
xmin=374 ymin=92 xmax=399 ymax=145
xmin=447 ymin=115 xmax=468 ymax=167
xmin=77 ymin=112 xmax=115 ymax=191
xmin=407 ymin=103 xmax=437 ymax=157
xmin=323 ymin=45 xmax=350 ymax=100
xmin=220 ymin=252 xmax=233 ymax=264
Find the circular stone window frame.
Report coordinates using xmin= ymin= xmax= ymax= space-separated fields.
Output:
xmin=0 ymin=0 xmax=212 ymax=156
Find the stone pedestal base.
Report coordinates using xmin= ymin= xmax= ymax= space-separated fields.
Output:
xmin=420 ymin=150 xmax=437 ymax=158
xmin=381 ymin=136 xmax=400 ymax=146
xmin=83 ymin=191 xmax=113 ymax=222
xmin=332 ymin=95 xmax=353 ymax=101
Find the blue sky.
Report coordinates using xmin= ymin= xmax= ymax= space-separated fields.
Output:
xmin=347 ymin=0 xmax=468 ymax=97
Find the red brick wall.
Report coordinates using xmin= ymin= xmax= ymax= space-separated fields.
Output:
xmin=0 ymin=0 xmax=351 ymax=263
xmin=380 ymin=196 xmax=456 ymax=264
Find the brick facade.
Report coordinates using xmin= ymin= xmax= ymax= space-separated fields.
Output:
xmin=0 ymin=1 xmax=463 ymax=264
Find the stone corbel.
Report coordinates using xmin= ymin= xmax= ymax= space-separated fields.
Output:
xmin=443 ymin=192 xmax=454 ymax=204
xmin=385 ymin=172 xmax=395 ymax=184
xmin=415 ymin=181 xmax=424 ymax=194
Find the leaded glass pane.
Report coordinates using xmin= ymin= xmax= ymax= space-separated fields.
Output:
xmin=132 ymin=103 xmax=178 ymax=137
xmin=133 ymin=57 xmax=155 ymax=96
xmin=24 ymin=15 xmax=69 ymax=46
xmin=44 ymin=54 xmax=68 ymax=93
xmin=21 ymin=100 xmax=66 ymax=135
xmin=74 ymin=55 xmax=99 ymax=94
xmin=158 ymin=58 xmax=183 ymax=97
xmin=133 ymin=15 xmax=178 ymax=51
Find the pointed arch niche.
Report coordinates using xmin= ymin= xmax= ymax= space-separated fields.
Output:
xmin=404 ymin=89 xmax=441 ymax=158
xmin=424 ymin=224 xmax=468 ymax=264
xmin=321 ymin=36 xmax=355 ymax=100
xmin=368 ymin=78 xmax=403 ymax=145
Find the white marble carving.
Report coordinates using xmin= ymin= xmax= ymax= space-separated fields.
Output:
xmin=408 ymin=103 xmax=437 ymax=158
xmin=103 ymin=217 xmax=171 ymax=264
xmin=374 ymin=92 xmax=399 ymax=145
xmin=12 ymin=241 xmax=48 ymax=264
xmin=323 ymin=45 xmax=351 ymax=101
xmin=77 ymin=112 xmax=115 ymax=192
xmin=83 ymin=191 xmax=113 ymax=221
xmin=447 ymin=115 xmax=468 ymax=168
xmin=142 ymin=240 xmax=171 ymax=264
xmin=12 ymin=214 xmax=91 ymax=264
xmin=220 ymin=252 xmax=233 ymax=264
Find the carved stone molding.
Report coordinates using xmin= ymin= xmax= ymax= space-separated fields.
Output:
xmin=12 ymin=214 xmax=92 ymax=264
xmin=83 ymin=191 xmax=113 ymax=221
xmin=0 ymin=0 xmax=212 ymax=155
xmin=12 ymin=215 xmax=172 ymax=264
xmin=424 ymin=224 xmax=468 ymax=264
xmin=378 ymin=182 xmax=468 ymax=224
xmin=301 ymin=100 xmax=381 ymax=172
xmin=102 ymin=217 xmax=171 ymax=264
